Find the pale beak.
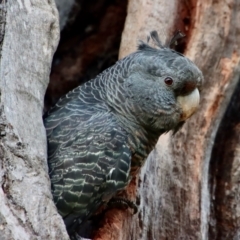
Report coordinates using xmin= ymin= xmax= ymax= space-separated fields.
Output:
xmin=177 ymin=88 xmax=200 ymax=121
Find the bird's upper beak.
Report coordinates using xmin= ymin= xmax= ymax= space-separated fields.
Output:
xmin=177 ymin=88 xmax=200 ymax=121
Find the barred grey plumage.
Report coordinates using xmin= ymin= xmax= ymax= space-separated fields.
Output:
xmin=44 ymin=31 xmax=203 ymax=237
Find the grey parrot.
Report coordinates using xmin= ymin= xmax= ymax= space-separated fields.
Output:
xmin=44 ymin=31 xmax=203 ymax=238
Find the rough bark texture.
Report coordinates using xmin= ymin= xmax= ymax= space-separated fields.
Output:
xmin=209 ymin=79 xmax=240 ymax=240
xmin=0 ymin=0 xmax=6 ymax=56
xmin=0 ymin=0 xmax=69 ymax=239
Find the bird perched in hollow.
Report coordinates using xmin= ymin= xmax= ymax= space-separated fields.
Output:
xmin=44 ymin=31 xmax=203 ymax=238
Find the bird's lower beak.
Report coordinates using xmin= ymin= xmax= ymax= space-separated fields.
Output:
xmin=177 ymin=88 xmax=200 ymax=121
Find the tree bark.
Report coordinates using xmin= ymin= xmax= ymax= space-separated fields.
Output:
xmin=0 ymin=0 xmax=69 ymax=239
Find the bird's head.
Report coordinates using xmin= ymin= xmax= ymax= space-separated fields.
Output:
xmin=115 ymin=31 xmax=203 ymax=133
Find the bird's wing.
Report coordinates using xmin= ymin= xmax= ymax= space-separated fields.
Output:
xmin=44 ymin=105 xmax=132 ymax=230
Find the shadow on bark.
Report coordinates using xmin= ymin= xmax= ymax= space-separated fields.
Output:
xmin=209 ymin=77 xmax=240 ymax=240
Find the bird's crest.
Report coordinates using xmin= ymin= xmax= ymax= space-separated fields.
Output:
xmin=138 ymin=30 xmax=185 ymax=51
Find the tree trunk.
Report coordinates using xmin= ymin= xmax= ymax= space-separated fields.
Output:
xmin=1 ymin=0 xmax=240 ymax=239
xmin=0 ymin=0 xmax=69 ymax=239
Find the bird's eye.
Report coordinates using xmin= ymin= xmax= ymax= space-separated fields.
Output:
xmin=164 ymin=77 xmax=173 ymax=86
